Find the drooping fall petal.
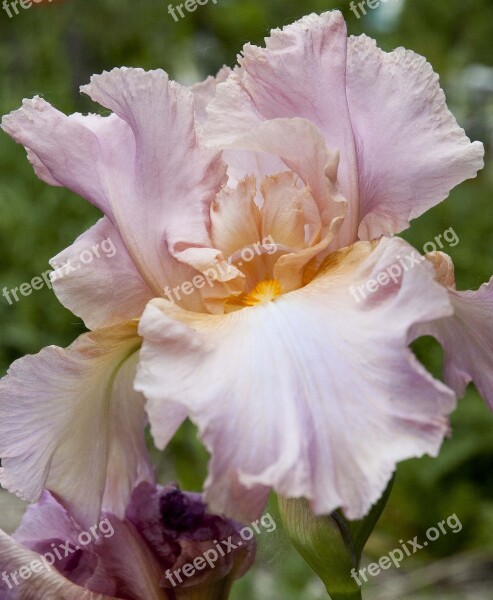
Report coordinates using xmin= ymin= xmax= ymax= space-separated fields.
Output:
xmin=136 ymin=237 xmax=455 ymax=521
xmin=0 ymin=322 xmax=166 ymax=528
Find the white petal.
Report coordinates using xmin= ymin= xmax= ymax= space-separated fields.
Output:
xmin=136 ymin=238 xmax=455 ymax=521
xmin=0 ymin=322 xmax=160 ymax=527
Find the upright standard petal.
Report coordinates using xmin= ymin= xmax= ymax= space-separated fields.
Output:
xmin=190 ymin=66 xmax=232 ymax=126
xmin=2 ymin=69 xmax=227 ymax=325
xmin=0 ymin=322 xmax=169 ymax=528
xmin=206 ymin=11 xmax=484 ymax=244
xmin=136 ymin=238 xmax=455 ymax=521
xmin=206 ymin=11 xmax=359 ymax=238
xmin=80 ymin=68 xmax=226 ymax=264
xmin=346 ymin=35 xmax=484 ymax=240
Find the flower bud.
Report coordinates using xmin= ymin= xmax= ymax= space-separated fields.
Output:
xmin=126 ymin=482 xmax=256 ymax=599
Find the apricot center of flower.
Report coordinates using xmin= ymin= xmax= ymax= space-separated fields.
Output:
xmin=242 ymin=279 xmax=283 ymax=306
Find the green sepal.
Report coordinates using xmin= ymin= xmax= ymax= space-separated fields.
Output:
xmin=278 ymin=477 xmax=394 ymax=600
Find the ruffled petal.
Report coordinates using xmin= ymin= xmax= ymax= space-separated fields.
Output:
xmin=206 ymin=12 xmax=358 ymax=235
xmin=413 ymin=256 xmax=493 ymax=410
xmin=49 ymin=217 xmax=154 ymax=330
xmin=0 ymin=322 xmax=161 ymax=528
xmin=206 ymin=11 xmax=484 ymax=243
xmin=210 ymin=176 xmax=261 ymax=260
xmin=207 ymin=117 xmax=346 ymax=230
xmin=136 ymin=237 xmax=455 ymax=521
xmin=80 ymin=68 xmax=226 ymax=262
xmin=2 ymin=69 xmax=226 ymax=320
xmin=346 ymin=35 xmax=484 ymax=239
xmin=190 ymin=66 xmax=232 ymax=125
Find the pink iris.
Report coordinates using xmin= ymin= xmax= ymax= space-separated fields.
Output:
xmin=0 ymin=11 xmax=489 ymax=536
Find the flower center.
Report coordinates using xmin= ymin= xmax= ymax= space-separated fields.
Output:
xmin=242 ymin=279 xmax=283 ymax=306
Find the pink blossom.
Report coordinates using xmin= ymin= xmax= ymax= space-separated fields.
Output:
xmin=0 ymin=11 xmax=488 ymax=527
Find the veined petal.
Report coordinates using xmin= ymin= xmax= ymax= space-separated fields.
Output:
xmin=347 ymin=35 xmax=484 ymax=240
xmin=0 ymin=322 xmax=165 ymax=528
xmin=206 ymin=11 xmax=484 ymax=244
xmin=80 ymin=68 xmax=226 ymax=261
xmin=136 ymin=238 xmax=455 ymax=521
xmin=0 ymin=530 xmax=120 ymax=600
xmin=2 ymin=69 xmax=226 ymax=322
xmin=206 ymin=11 xmax=358 ymax=238
xmin=49 ymin=217 xmax=154 ymax=330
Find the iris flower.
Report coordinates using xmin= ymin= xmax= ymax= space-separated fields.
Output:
xmin=0 ymin=11 xmax=489 ymax=529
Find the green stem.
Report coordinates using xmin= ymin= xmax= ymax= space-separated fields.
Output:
xmin=328 ymin=590 xmax=363 ymax=600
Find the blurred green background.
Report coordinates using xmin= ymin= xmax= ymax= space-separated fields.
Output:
xmin=1 ymin=0 xmax=493 ymax=598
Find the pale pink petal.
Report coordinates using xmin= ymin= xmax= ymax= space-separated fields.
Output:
xmin=413 ymin=265 xmax=493 ymax=410
xmin=1 ymin=105 xmax=124 ymax=211
xmin=206 ymin=11 xmax=484 ymax=243
xmin=136 ymin=238 xmax=455 ymax=521
xmin=346 ymin=35 xmax=484 ymax=239
xmin=0 ymin=323 xmax=166 ymax=528
xmin=2 ymin=69 xmax=226 ymax=318
xmin=221 ymin=148 xmax=287 ymax=193
xmin=190 ymin=66 xmax=232 ymax=125
xmin=0 ymin=530 xmax=120 ymax=600
xmin=210 ymin=176 xmax=261 ymax=258
xmin=80 ymin=68 xmax=226 ymax=262
xmin=208 ymin=117 xmax=346 ymax=230
xmin=49 ymin=217 xmax=154 ymax=330
xmin=206 ymin=12 xmax=358 ymax=237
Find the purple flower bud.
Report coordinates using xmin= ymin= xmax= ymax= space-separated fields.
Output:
xmin=0 ymin=484 xmax=255 ymax=600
